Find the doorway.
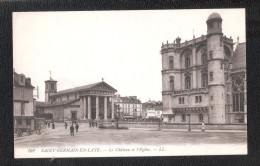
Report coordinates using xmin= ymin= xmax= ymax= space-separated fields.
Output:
xmin=71 ymin=111 xmax=77 ymax=120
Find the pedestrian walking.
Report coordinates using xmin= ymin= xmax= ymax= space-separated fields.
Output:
xmin=48 ymin=122 xmax=50 ymax=128
xmin=70 ymin=124 xmax=75 ymax=136
xmin=52 ymin=122 xmax=55 ymax=129
xmin=75 ymin=123 xmax=79 ymax=132
xmin=89 ymin=121 xmax=92 ymax=127
xmin=64 ymin=122 xmax=68 ymax=129
xmin=201 ymin=122 xmax=205 ymax=132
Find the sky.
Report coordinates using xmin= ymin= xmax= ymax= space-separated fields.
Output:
xmin=13 ymin=9 xmax=246 ymax=102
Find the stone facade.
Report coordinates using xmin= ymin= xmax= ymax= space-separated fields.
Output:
xmin=43 ymin=78 xmax=117 ymax=121
xmin=161 ymin=13 xmax=247 ymax=124
xmin=13 ymin=71 xmax=35 ymax=130
xmin=114 ymin=95 xmax=142 ymax=119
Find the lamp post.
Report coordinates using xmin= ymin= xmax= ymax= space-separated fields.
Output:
xmin=187 ymin=114 xmax=191 ymax=131
xmin=116 ymin=104 xmax=120 ymax=129
xmin=187 ymin=95 xmax=191 ymax=131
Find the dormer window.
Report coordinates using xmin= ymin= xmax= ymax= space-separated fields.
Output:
xmin=20 ymin=76 xmax=24 ymax=83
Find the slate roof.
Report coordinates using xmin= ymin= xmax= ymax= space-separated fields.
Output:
xmin=13 ymin=72 xmax=35 ymax=89
xmin=207 ymin=12 xmax=222 ymax=21
xmin=233 ymin=42 xmax=246 ymax=69
xmin=44 ymin=99 xmax=79 ymax=107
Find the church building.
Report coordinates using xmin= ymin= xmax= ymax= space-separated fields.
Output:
xmin=43 ymin=77 xmax=117 ymax=121
xmin=161 ymin=13 xmax=246 ymax=124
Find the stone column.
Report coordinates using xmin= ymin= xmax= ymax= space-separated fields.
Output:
xmin=96 ymin=96 xmax=99 ymax=120
xmin=83 ymin=97 xmax=86 ymax=119
xmin=88 ymin=96 xmax=91 ymax=120
xmin=192 ymin=46 xmax=197 ymax=89
xmin=80 ymin=97 xmax=84 ymax=119
xmin=111 ymin=97 xmax=114 ymax=119
xmin=104 ymin=97 xmax=108 ymax=120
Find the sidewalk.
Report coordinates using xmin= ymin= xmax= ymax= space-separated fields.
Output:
xmin=129 ymin=128 xmax=247 ymax=133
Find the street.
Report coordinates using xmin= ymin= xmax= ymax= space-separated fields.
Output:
xmin=14 ymin=122 xmax=247 ymax=148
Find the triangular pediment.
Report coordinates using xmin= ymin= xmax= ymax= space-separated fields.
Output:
xmin=88 ymin=82 xmax=117 ymax=92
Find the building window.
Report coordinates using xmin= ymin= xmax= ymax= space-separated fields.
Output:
xmin=20 ymin=76 xmax=24 ymax=83
xmin=208 ymin=22 xmax=213 ymax=29
xmin=211 ymin=95 xmax=213 ymax=101
xmin=17 ymin=119 xmax=22 ymax=125
xmin=199 ymin=114 xmax=203 ymax=122
xmin=201 ymin=53 xmax=207 ymax=65
xmin=181 ymin=114 xmax=186 ymax=122
xmin=169 ymin=56 xmax=174 ymax=68
xmin=51 ymin=83 xmax=55 ymax=90
xmin=201 ymin=73 xmax=208 ymax=87
xmin=75 ymin=93 xmax=77 ymax=99
xmin=185 ymin=57 xmax=190 ymax=68
xmin=232 ymin=76 xmax=245 ymax=112
xmin=209 ymin=72 xmax=213 ymax=81
xmin=185 ymin=76 xmax=191 ymax=89
xmin=195 ymin=96 xmax=202 ymax=103
xmin=170 ymin=76 xmax=174 ymax=91
xmin=211 ymin=105 xmax=213 ymax=110
xmin=209 ymin=50 xmax=213 ymax=59
xmin=179 ymin=97 xmax=185 ymax=104
xmin=21 ymin=103 xmax=25 ymax=116
xmin=26 ymin=119 xmax=31 ymax=125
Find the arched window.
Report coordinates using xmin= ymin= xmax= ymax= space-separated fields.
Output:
xmin=201 ymin=53 xmax=207 ymax=65
xmin=169 ymin=77 xmax=174 ymax=91
xmin=199 ymin=114 xmax=203 ymax=122
xmin=169 ymin=56 xmax=173 ymax=69
xmin=185 ymin=76 xmax=191 ymax=89
xmin=201 ymin=73 xmax=208 ymax=87
xmin=185 ymin=57 xmax=190 ymax=68
xmin=209 ymin=72 xmax=213 ymax=81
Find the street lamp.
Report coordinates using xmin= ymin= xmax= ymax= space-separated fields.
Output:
xmin=116 ymin=104 xmax=120 ymax=129
xmin=187 ymin=95 xmax=191 ymax=131
xmin=187 ymin=114 xmax=191 ymax=131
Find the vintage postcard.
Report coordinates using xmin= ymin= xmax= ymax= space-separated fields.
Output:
xmin=13 ymin=9 xmax=247 ymax=158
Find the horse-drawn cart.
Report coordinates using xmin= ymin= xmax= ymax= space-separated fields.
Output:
xmin=14 ymin=116 xmax=45 ymax=137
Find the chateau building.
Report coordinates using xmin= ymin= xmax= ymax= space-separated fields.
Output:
xmin=43 ymin=77 xmax=117 ymax=121
xmin=13 ymin=71 xmax=35 ymax=130
xmin=114 ymin=95 xmax=142 ymax=119
xmin=161 ymin=13 xmax=246 ymax=124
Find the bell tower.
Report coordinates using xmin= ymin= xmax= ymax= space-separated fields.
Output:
xmin=45 ymin=72 xmax=57 ymax=103
xmin=206 ymin=12 xmax=226 ymax=123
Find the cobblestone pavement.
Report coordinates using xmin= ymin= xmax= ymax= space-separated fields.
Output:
xmin=14 ymin=122 xmax=247 ymax=148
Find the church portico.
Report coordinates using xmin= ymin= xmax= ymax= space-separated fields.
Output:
xmin=44 ymin=79 xmax=117 ymax=121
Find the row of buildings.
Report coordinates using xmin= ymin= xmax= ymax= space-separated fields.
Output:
xmin=14 ymin=12 xmax=246 ymax=126
xmin=14 ymin=71 xmax=162 ymax=124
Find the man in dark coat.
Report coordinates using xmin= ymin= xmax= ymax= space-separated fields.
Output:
xmin=75 ymin=123 xmax=79 ymax=132
xmin=64 ymin=122 xmax=68 ymax=129
xmin=70 ymin=124 xmax=74 ymax=136
xmin=52 ymin=122 xmax=55 ymax=129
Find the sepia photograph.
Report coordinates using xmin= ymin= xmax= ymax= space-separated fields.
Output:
xmin=13 ymin=9 xmax=247 ymax=158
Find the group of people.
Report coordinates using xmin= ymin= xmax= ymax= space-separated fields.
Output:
xmin=89 ymin=121 xmax=98 ymax=128
xmin=44 ymin=121 xmax=55 ymax=129
xmin=64 ymin=122 xmax=79 ymax=136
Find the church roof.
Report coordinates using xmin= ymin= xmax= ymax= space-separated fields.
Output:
xmin=50 ymin=81 xmax=117 ymax=97
xmin=233 ymin=42 xmax=246 ymax=69
xmin=207 ymin=12 xmax=222 ymax=21
xmin=44 ymin=99 xmax=79 ymax=107
xmin=45 ymin=77 xmax=57 ymax=82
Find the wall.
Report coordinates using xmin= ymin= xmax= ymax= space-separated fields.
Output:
xmin=102 ymin=122 xmax=247 ymax=130
xmin=44 ymin=106 xmax=64 ymax=121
